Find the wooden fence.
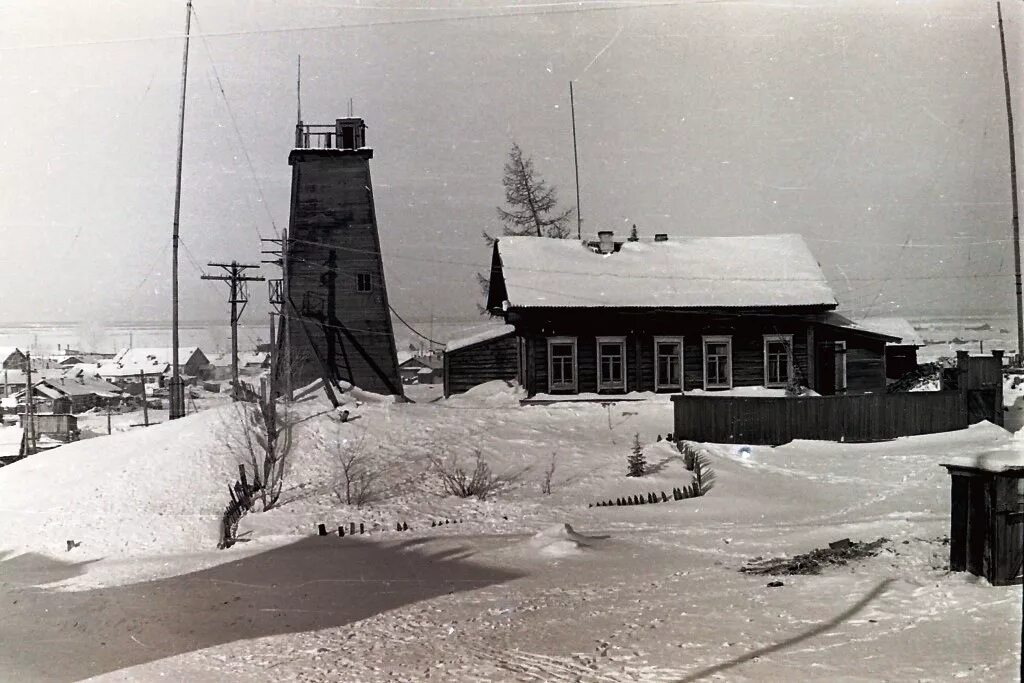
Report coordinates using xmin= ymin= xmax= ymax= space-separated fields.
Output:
xmin=672 ymin=391 xmax=970 ymax=446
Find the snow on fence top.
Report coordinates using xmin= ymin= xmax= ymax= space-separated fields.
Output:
xmin=445 ymin=324 xmax=516 ymax=353
xmin=495 ymin=234 xmax=838 ymax=309
xmin=854 ymin=316 xmax=924 ymax=346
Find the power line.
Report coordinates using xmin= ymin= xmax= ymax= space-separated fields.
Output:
xmin=191 ymin=6 xmax=278 ymax=240
xmin=289 ymin=235 xmax=1014 ymax=283
xmin=389 ymin=304 xmax=444 ymax=346
xmin=0 ymin=1 xmax=686 ymax=52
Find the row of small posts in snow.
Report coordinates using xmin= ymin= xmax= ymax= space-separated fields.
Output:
xmin=316 ymin=519 xmax=466 ymax=537
xmin=589 ymin=484 xmax=702 ymax=508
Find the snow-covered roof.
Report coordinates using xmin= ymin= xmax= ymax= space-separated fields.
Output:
xmin=0 ymin=347 xmax=24 ymax=362
xmin=39 ymin=377 xmax=123 ymax=397
xmin=207 ymin=351 xmax=269 ymax=367
xmin=97 ymin=361 xmax=170 ymax=377
xmin=445 ymin=324 xmax=516 ymax=353
xmin=113 ymin=347 xmax=201 ymax=366
xmin=855 ymin=317 xmax=924 ymax=347
xmin=493 ymin=234 xmax=837 ymax=309
xmin=814 ymin=312 xmax=902 ymax=342
xmin=941 ymin=446 xmax=1024 ymax=473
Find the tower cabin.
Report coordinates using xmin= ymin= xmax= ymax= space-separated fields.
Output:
xmin=282 ymin=117 xmax=404 ymax=396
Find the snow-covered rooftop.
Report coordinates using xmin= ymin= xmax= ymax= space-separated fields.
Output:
xmin=97 ymin=361 xmax=170 ymax=377
xmin=445 ymin=324 xmax=516 ymax=353
xmin=814 ymin=312 xmax=902 ymax=342
xmin=855 ymin=317 xmax=924 ymax=347
xmin=113 ymin=347 xmax=201 ymax=366
xmin=494 ymin=234 xmax=837 ymax=309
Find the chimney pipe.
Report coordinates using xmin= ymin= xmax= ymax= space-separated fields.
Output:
xmin=654 ymin=233 xmax=669 ymax=242
xmin=598 ymin=230 xmax=614 ymax=254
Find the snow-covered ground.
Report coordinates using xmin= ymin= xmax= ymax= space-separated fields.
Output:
xmin=0 ymin=380 xmax=1021 ymax=681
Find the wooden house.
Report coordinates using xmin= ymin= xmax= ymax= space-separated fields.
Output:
xmin=856 ymin=316 xmax=924 ymax=380
xmin=484 ymin=233 xmax=897 ymax=398
xmin=0 ymin=348 xmax=28 ymax=371
xmin=100 ymin=347 xmax=209 ymax=386
xmin=398 ymin=353 xmax=443 ymax=385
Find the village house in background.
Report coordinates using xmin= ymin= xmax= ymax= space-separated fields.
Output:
xmin=0 ymin=348 xmax=28 ymax=371
xmin=397 ymin=351 xmax=443 ymax=385
xmin=468 ymin=232 xmax=899 ymax=398
xmin=97 ymin=347 xmax=209 ymax=389
xmin=206 ymin=351 xmax=270 ymax=381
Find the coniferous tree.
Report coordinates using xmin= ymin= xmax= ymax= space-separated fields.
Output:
xmin=496 ymin=143 xmax=575 ymax=239
xmin=478 ymin=143 xmax=576 ymax=305
xmin=627 ymin=433 xmax=646 ymax=477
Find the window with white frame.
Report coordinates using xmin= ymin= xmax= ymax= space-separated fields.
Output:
xmin=596 ymin=336 xmax=626 ymax=392
xmin=654 ymin=337 xmax=683 ymax=390
xmin=834 ymin=341 xmax=848 ymax=393
xmin=703 ymin=336 xmax=732 ymax=389
xmin=547 ymin=337 xmax=577 ymax=392
xmin=763 ymin=334 xmax=794 ymax=387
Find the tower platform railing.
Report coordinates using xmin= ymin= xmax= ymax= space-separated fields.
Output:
xmin=295 ymin=123 xmax=338 ymax=150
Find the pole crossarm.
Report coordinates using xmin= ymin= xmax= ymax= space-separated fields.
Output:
xmin=201 ymin=261 xmax=265 ymax=400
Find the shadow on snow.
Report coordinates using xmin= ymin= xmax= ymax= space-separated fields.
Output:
xmin=0 ymin=535 xmax=523 ymax=682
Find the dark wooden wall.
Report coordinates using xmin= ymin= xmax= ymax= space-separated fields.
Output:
xmin=885 ymin=345 xmax=919 ymax=380
xmin=673 ymin=391 xmax=969 ymax=445
xmin=443 ymin=333 xmax=518 ymax=397
xmin=814 ymin=325 xmax=887 ymax=393
xmin=515 ymin=310 xmax=818 ymax=395
xmin=284 ymin=149 xmax=403 ymax=396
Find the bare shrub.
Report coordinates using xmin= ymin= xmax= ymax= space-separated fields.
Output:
xmin=333 ymin=435 xmax=383 ymax=507
xmin=430 ymin=450 xmax=516 ymax=500
xmin=226 ymin=392 xmax=295 ymax=512
xmin=540 ymin=452 xmax=557 ymax=495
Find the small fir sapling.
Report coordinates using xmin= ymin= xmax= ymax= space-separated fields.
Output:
xmin=627 ymin=433 xmax=647 ymax=477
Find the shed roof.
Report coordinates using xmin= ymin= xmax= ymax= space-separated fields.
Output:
xmin=491 ymin=234 xmax=837 ymax=310
xmin=814 ymin=312 xmax=902 ymax=342
xmin=854 ymin=317 xmax=925 ymax=347
xmin=445 ymin=324 xmax=516 ymax=353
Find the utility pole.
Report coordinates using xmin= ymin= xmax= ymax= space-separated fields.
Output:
xmin=170 ymin=0 xmax=193 ymax=420
xmin=24 ymin=353 xmax=35 ymax=455
xmin=262 ymin=231 xmax=291 ymax=400
xmin=140 ymin=371 xmax=150 ymax=426
xmin=202 ymin=261 xmax=265 ymax=400
xmin=570 ymin=80 xmax=583 ymax=241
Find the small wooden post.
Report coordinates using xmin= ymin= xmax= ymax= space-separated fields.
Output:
xmin=317 ymin=523 xmax=327 ymax=536
xmin=106 ymin=402 xmax=112 ymax=435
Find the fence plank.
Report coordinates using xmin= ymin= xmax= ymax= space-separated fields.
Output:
xmin=672 ymin=391 xmax=969 ymax=445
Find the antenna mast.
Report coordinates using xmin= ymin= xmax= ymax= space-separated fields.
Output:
xmin=570 ymin=81 xmax=583 ymax=241
xmin=998 ymin=2 xmax=1023 ymax=361
xmin=297 ymin=54 xmax=302 ymax=125
xmin=169 ymin=0 xmax=192 ymax=420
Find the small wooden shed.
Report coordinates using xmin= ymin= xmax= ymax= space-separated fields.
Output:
xmin=443 ymin=325 xmax=517 ymax=397
xmin=940 ymin=453 xmax=1024 ymax=586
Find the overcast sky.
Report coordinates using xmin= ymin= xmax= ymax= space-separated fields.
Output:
xmin=1 ymin=0 xmax=1022 ymax=325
